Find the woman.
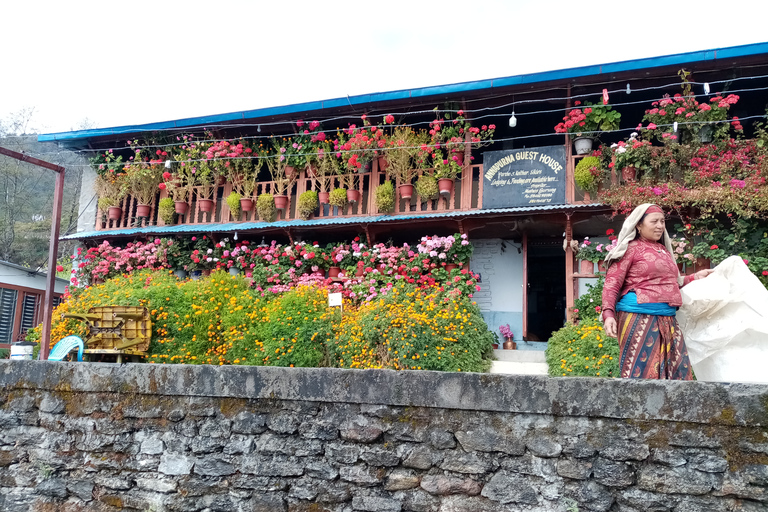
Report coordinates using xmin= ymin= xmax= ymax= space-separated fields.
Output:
xmin=601 ymin=203 xmax=713 ymax=379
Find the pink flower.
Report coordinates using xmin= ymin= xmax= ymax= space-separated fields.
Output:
xmin=647 ymin=123 xmax=657 ymax=130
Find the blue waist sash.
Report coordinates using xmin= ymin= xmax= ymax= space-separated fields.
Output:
xmin=616 ymin=291 xmax=676 ymax=317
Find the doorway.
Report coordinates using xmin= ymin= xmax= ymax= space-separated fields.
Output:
xmin=525 ymin=243 xmax=566 ymax=342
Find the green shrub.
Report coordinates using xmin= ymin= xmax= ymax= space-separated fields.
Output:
xmin=545 ymin=318 xmax=619 ymax=377
xmin=572 ymin=276 xmax=604 ymax=322
xmin=574 ymin=156 xmax=602 ymax=192
xmin=158 ymin=197 xmax=175 ymax=224
xmin=329 ymin=188 xmax=347 ymax=208
xmin=298 ymin=190 xmax=319 ymax=220
xmin=375 ymin=181 xmax=395 ymax=212
xmin=257 ymin=193 xmax=277 ymax=222
xmin=415 ymin=176 xmax=438 ymax=201
xmin=226 ymin=192 xmax=242 ymax=220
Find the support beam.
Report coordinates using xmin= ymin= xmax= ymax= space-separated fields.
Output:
xmin=564 ymin=212 xmax=575 ymax=322
xmin=522 ymin=230 xmax=528 ymax=340
xmin=0 ymin=146 xmax=65 ymax=360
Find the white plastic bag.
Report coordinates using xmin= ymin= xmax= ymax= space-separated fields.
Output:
xmin=678 ymin=255 xmax=768 ymax=383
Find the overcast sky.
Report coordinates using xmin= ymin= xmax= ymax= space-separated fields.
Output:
xmin=2 ymin=0 xmax=767 ymax=134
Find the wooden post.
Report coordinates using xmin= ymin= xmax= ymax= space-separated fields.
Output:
xmin=564 ymin=84 xmax=575 ymax=205
xmin=522 ymin=230 xmax=528 ymax=340
xmin=564 ymin=212 xmax=575 ymax=319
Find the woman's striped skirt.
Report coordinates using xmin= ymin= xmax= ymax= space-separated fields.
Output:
xmin=617 ymin=311 xmax=694 ymax=380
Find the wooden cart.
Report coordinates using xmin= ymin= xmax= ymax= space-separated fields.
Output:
xmin=62 ymin=306 xmax=151 ymax=363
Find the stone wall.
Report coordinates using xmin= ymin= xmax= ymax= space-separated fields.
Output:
xmin=0 ymin=361 xmax=766 ymax=512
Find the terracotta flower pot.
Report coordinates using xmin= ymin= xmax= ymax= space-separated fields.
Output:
xmin=377 ymin=156 xmax=388 ymax=172
xmin=347 ymin=189 xmax=360 ymax=204
xmin=451 ymin=152 xmax=464 ymax=165
xmin=318 ymin=192 xmax=330 ymax=205
xmin=329 ymin=266 xmax=341 ymax=278
xmin=694 ymin=257 xmax=711 ymax=272
xmin=399 ymin=184 xmax=414 ymax=200
xmin=579 ymin=259 xmax=594 ymax=274
xmin=492 ymin=343 xmax=499 ymax=350
xmin=597 ymin=260 xmax=606 ymax=272
xmin=355 ymin=267 xmax=364 ymax=277
xmin=445 ymin=263 xmax=458 ymax=272
xmin=136 ymin=204 xmax=151 ymax=217
xmin=174 ymin=201 xmax=189 ymax=215
xmin=198 ymin=199 xmax=214 ymax=212
xmin=285 ymin=166 xmax=295 ymax=178
xmin=622 ymin=166 xmax=637 ymax=182
xmin=240 ymin=198 xmax=254 ymax=212
xmin=107 ymin=206 xmax=122 ymax=220
xmin=274 ymin=195 xmax=289 ymax=210
xmin=438 ymin=178 xmax=454 ymax=196
xmin=307 ymin=165 xmax=318 ymax=178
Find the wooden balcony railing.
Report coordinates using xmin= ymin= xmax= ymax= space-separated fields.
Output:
xmin=94 ymin=160 xmax=487 ymax=231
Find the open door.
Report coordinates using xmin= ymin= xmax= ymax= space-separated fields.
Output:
xmin=524 ymin=241 xmax=566 ymax=342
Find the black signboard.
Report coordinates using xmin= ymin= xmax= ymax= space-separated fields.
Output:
xmin=482 ymin=146 xmax=566 ymax=208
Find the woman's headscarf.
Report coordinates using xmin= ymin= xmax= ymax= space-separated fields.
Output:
xmin=603 ymin=204 xmax=679 ymax=281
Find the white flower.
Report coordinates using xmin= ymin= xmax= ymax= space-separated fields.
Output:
xmin=631 ymin=132 xmax=638 ymax=137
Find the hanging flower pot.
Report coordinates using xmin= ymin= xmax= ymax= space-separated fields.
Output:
xmin=579 ymin=260 xmax=594 ymax=274
xmin=107 ymin=207 xmax=122 ymax=220
xmin=198 ymin=199 xmax=214 ymax=212
xmin=240 ymin=198 xmax=254 ymax=212
xmin=621 ymin=166 xmax=637 ymax=182
xmin=307 ymin=164 xmax=318 ymax=178
xmin=318 ymin=192 xmax=330 ymax=205
xmin=274 ymin=195 xmax=289 ymax=210
xmin=174 ymin=201 xmax=189 ymax=215
xmin=347 ymin=189 xmax=360 ymax=204
xmin=285 ymin=166 xmax=296 ymax=179
xmin=573 ymin=137 xmax=594 ymax=155
xmin=329 ymin=266 xmax=341 ymax=278
xmin=399 ymin=184 xmax=414 ymax=200
xmin=451 ymin=152 xmax=464 ymax=166
xmin=136 ymin=204 xmax=151 ymax=217
xmin=699 ymin=124 xmax=714 ymax=143
xmin=377 ymin=156 xmax=388 ymax=172
xmin=438 ymin=178 xmax=454 ymax=196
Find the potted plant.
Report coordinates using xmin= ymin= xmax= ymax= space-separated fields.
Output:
xmin=574 ymin=156 xmax=603 ymax=193
xmin=414 ymin=174 xmax=439 ymax=201
xmin=375 ymin=181 xmax=395 ymax=213
xmin=124 ymin=158 xmax=163 ymax=217
xmin=555 ymin=99 xmax=621 ymax=154
xmin=227 ymin=139 xmax=259 ymax=213
xmin=499 ymin=324 xmax=516 ymax=350
xmin=338 ymin=116 xmax=382 ymax=173
xmin=329 ymin=187 xmax=347 ymax=209
xmin=298 ymin=190 xmax=319 ymax=220
xmin=257 ymin=193 xmax=277 ymax=222
xmin=267 ymin=138 xmax=298 ymax=210
xmin=445 ymin=233 xmax=473 ymax=267
xmin=384 ymin=126 xmax=429 ymax=200
xmin=226 ymin=191 xmax=242 ymax=220
xmin=314 ymin=143 xmax=338 ymax=205
xmin=95 ymin=171 xmax=128 ymax=220
xmin=575 ymin=236 xmax=606 ymax=274
xmin=433 ymin=152 xmax=463 ymax=196
xmin=170 ymin=134 xmax=206 ymax=213
xmin=158 ymin=197 xmax=175 ymax=225
xmin=611 ymin=134 xmax=653 ymax=182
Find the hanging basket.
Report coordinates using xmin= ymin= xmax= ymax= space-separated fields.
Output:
xmin=573 ymin=137 xmax=594 ymax=155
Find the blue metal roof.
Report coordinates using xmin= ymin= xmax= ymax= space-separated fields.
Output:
xmin=39 ymin=42 xmax=768 ymax=143
xmin=61 ymin=203 xmax=606 ymax=241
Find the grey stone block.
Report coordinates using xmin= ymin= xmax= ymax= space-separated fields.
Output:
xmin=352 ymin=495 xmax=402 ymax=512
xmin=481 ymin=470 xmax=538 ymax=504
xmin=420 ymin=474 xmax=482 ymax=496
xmin=158 ymin=453 xmax=194 ymax=476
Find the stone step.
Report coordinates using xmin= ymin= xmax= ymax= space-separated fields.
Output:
xmin=489 ymin=360 xmax=549 ymax=376
xmin=492 ymin=349 xmax=546 ymax=363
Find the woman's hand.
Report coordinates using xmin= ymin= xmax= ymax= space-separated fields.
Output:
xmin=694 ymin=269 xmax=714 ymax=280
xmin=604 ymin=317 xmax=617 ymax=338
